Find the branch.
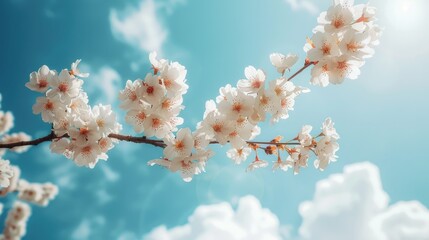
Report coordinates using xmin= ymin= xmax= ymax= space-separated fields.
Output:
xmin=0 ymin=132 xmax=303 ymax=150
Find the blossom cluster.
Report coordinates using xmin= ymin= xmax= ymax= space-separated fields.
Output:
xmin=0 ymin=159 xmax=58 ymax=239
xmin=148 ymin=128 xmax=213 ymax=182
xmin=0 ymin=96 xmax=31 ymax=159
xmin=305 ymin=0 xmax=381 ymax=86
xmin=26 ymin=61 xmax=122 ymax=168
xmin=119 ymin=52 xmax=188 ymax=139
xmin=200 ymin=57 xmax=308 ymax=155
xmin=148 ymin=53 xmax=312 ymax=181
xmin=0 ymin=201 xmax=31 ymax=240
xmin=17 ymin=180 xmax=58 ymax=207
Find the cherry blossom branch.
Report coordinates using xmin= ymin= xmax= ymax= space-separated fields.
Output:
xmin=0 ymin=132 xmax=304 ymax=150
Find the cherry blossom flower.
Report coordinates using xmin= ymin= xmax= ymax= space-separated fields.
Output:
xmin=92 ymin=104 xmax=122 ymax=136
xmin=227 ymin=147 xmax=251 ymax=165
xmin=140 ymin=74 xmax=167 ymax=105
xmin=159 ymin=61 xmax=188 ymax=96
xmin=270 ymin=53 xmax=299 ymax=75
xmin=0 ymin=166 xmax=20 ymax=197
xmin=47 ymin=69 xmax=83 ymax=104
xmin=246 ymin=156 xmax=268 ymax=172
xmin=298 ymin=125 xmax=313 ymax=147
xmin=149 ymin=51 xmax=167 ymax=74
xmin=237 ymin=66 xmax=266 ymax=94
xmin=73 ymin=142 xmax=104 ymax=168
xmin=143 ymin=114 xmax=172 ymax=138
xmin=322 ymin=117 xmax=340 ymax=139
xmin=314 ymin=136 xmax=339 ymax=170
xmin=70 ymin=59 xmax=89 ymax=78
xmin=3 ymin=201 xmax=31 ymax=239
xmin=217 ymin=87 xmax=254 ymax=120
xmin=0 ymin=159 xmax=13 ymax=188
xmin=32 ymin=96 xmax=65 ymax=123
xmin=321 ymin=3 xmax=355 ymax=33
xmin=25 ymin=65 xmax=55 ymax=93
xmin=118 ymin=80 xmax=143 ymax=110
xmin=17 ymin=180 xmax=58 ymax=207
xmin=285 ymin=146 xmax=310 ymax=174
xmin=306 ymin=32 xmax=340 ymax=62
xmin=163 ymin=128 xmax=194 ymax=160
xmin=0 ymin=111 xmax=14 ymax=135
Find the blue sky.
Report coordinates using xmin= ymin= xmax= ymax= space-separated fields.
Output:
xmin=0 ymin=0 xmax=429 ymax=239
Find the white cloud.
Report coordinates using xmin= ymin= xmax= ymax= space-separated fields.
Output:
xmin=110 ymin=0 xmax=168 ymax=54
xmin=84 ymin=66 xmax=121 ymax=104
xmin=144 ymin=195 xmax=284 ymax=240
xmin=100 ymin=164 xmax=120 ymax=182
xmin=285 ymin=0 xmax=319 ymax=15
xmin=71 ymin=216 xmax=106 ymax=240
xmin=143 ymin=162 xmax=429 ymax=240
xmin=298 ymin=162 xmax=429 ymax=240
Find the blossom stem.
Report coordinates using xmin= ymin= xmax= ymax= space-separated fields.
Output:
xmin=279 ymin=61 xmax=316 ymax=86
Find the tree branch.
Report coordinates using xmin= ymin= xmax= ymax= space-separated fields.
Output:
xmin=0 ymin=133 xmax=303 ymax=150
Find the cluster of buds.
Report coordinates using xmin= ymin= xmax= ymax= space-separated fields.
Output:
xmin=26 ymin=61 xmax=122 ymax=168
xmin=148 ymin=128 xmax=214 ymax=182
xmin=305 ymin=0 xmax=381 ymax=86
xmin=0 ymin=202 xmax=31 ymax=240
xmin=119 ymin=52 xmax=188 ymax=139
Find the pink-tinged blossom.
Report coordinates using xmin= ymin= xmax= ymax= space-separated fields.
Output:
xmin=286 ymin=146 xmax=310 ymax=174
xmin=246 ymin=156 xmax=269 ymax=172
xmin=149 ymin=51 xmax=168 ymax=74
xmin=307 ymin=32 xmax=340 ymax=62
xmin=270 ymin=53 xmax=298 ymax=75
xmin=25 ymin=65 xmax=55 ymax=93
xmin=143 ymin=114 xmax=172 ymax=138
xmin=47 ymin=69 xmax=83 ymax=104
xmin=125 ymin=102 xmax=152 ymax=133
xmin=3 ymin=201 xmax=31 ymax=239
xmin=118 ymin=79 xmax=143 ymax=110
xmin=226 ymin=147 xmax=251 ymax=165
xmin=314 ymin=136 xmax=339 ymax=170
xmin=32 ymin=96 xmax=65 ymax=123
xmin=163 ymin=128 xmax=194 ymax=160
xmin=73 ymin=142 xmax=104 ymax=168
xmin=298 ymin=125 xmax=313 ymax=147
xmin=237 ymin=66 xmax=266 ymax=94
xmin=0 ymin=166 xmax=20 ymax=196
xmin=140 ymin=74 xmax=166 ymax=105
xmin=70 ymin=59 xmax=89 ymax=78
xmin=159 ymin=61 xmax=188 ymax=96
xmin=0 ymin=111 xmax=14 ymax=135
xmin=0 ymin=159 xmax=13 ymax=188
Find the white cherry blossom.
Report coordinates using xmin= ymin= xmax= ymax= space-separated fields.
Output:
xmin=25 ymin=65 xmax=54 ymax=93
xmin=70 ymin=59 xmax=89 ymax=78
xmin=226 ymin=147 xmax=251 ymax=164
xmin=47 ymin=69 xmax=83 ymax=104
xmin=270 ymin=53 xmax=299 ymax=75
xmin=0 ymin=159 xmax=13 ymax=188
xmin=163 ymin=128 xmax=194 ymax=160
xmin=0 ymin=111 xmax=14 ymax=135
xmin=237 ymin=66 xmax=266 ymax=94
